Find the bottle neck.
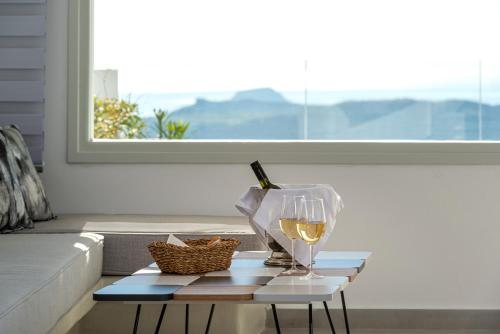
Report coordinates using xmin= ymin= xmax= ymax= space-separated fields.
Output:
xmin=251 ymin=160 xmax=279 ymax=189
xmin=259 ymin=177 xmax=272 ymax=189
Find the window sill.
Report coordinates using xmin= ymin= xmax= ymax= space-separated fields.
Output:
xmin=67 ymin=139 xmax=500 ymax=164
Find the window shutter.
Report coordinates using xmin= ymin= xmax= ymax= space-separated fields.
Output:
xmin=0 ymin=0 xmax=46 ymax=169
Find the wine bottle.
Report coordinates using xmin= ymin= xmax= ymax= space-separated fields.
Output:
xmin=250 ymin=160 xmax=281 ymax=190
xmin=250 ymin=160 xmax=290 ymax=266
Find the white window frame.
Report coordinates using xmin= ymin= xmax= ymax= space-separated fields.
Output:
xmin=67 ymin=0 xmax=500 ymax=164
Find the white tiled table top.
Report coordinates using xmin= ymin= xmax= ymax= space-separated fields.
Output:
xmin=232 ymin=251 xmax=272 ymax=259
xmin=253 ymin=275 xmax=348 ymax=302
xmin=204 ymin=267 xmax=285 ymax=277
xmin=133 ymin=267 xmax=162 ymax=275
xmin=109 ymin=250 xmax=370 ymax=303
xmin=233 ymin=250 xmax=372 ymax=261
xmin=267 ymin=276 xmax=349 ymax=290
xmin=253 ymin=284 xmax=340 ymax=303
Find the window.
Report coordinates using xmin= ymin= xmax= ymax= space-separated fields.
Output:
xmin=68 ymin=0 xmax=500 ymax=164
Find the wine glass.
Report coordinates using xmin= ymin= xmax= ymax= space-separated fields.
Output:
xmin=297 ymin=198 xmax=327 ymax=279
xmin=279 ymin=195 xmax=307 ymax=275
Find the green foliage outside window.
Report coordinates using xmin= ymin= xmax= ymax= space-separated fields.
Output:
xmin=153 ymin=109 xmax=190 ymax=139
xmin=94 ymin=97 xmax=145 ymax=139
xmin=94 ymin=97 xmax=189 ymax=140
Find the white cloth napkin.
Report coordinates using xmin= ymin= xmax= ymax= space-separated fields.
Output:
xmin=235 ymin=184 xmax=343 ymax=267
xmin=167 ymin=234 xmax=188 ymax=247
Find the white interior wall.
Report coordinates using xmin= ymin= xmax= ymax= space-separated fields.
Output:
xmin=43 ymin=0 xmax=500 ymax=310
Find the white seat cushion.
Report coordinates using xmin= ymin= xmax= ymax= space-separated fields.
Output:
xmin=17 ymin=214 xmax=265 ymax=275
xmin=0 ymin=233 xmax=103 ymax=334
xmin=19 ymin=214 xmax=253 ymax=234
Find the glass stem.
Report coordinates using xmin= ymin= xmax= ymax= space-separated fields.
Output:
xmin=291 ymin=239 xmax=296 ymax=270
xmin=309 ymin=244 xmax=313 ymax=274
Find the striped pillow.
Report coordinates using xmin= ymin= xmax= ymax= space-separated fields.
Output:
xmin=1 ymin=125 xmax=55 ymax=222
xmin=0 ymin=130 xmax=32 ymax=233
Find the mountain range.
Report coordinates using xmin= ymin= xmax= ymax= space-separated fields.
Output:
xmin=143 ymin=88 xmax=500 ymax=140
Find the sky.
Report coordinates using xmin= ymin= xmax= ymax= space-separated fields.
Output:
xmin=93 ymin=0 xmax=500 ymax=95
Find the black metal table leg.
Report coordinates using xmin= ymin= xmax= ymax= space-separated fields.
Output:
xmin=205 ymin=304 xmax=215 ymax=334
xmin=154 ymin=304 xmax=167 ymax=334
xmin=308 ymin=303 xmax=313 ymax=334
xmin=132 ymin=304 xmax=141 ymax=334
xmin=271 ymin=304 xmax=281 ymax=334
xmin=323 ymin=301 xmax=336 ymax=334
xmin=341 ymin=291 xmax=351 ymax=334
xmin=185 ymin=304 xmax=189 ymax=334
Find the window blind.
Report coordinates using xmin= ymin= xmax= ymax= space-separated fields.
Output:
xmin=0 ymin=0 xmax=46 ymax=169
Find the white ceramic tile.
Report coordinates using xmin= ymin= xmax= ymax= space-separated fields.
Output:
xmin=133 ymin=267 xmax=162 ymax=275
xmin=230 ymin=259 xmax=269 ymax=269
xmin=232 ymin=251 xmax=271 ymax=259
xmin=204 ymin=267 xmax=285 ymax=277
xmin=267 ymin=276 xmax=349 ymax=290
xmin=254 ymin=284 xmax=339 ymax=302
xmin=114 ymin=274 xmax=200 ymax=286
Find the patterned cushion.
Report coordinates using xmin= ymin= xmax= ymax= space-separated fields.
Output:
xmin=1 ymin=125 xmax=55 ymax=222
xmin=0 ymin=130 xmax=32 ymax=233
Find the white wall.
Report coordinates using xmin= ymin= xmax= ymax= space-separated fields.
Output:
xmin=43 ymin=0 xmax=500 ymax=310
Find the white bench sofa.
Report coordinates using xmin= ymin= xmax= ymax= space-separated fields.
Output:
xmin=0 ymin=215 xmax=263 ymax=334
xmin=0 ymin=233 xmax=103 ymax=334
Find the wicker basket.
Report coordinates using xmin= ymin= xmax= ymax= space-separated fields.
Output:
xmin=147 ymin=238 xmax=241 ymax=275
